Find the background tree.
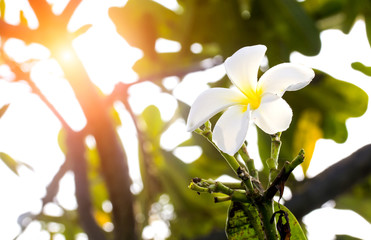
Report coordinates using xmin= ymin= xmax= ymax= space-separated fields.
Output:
xmin=0 ymin=0 xmax=370 ymax=239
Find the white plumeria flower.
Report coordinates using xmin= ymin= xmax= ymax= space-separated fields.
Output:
xmin=186 ymin=45 xmax=315 ymax=155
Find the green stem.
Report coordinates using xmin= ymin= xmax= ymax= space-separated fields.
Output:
xmin=268 ymin=132 xmax=282 ymax=184
xmin=188 ymin=178 xmax=252 ymax=203
xmin=238 ymin=143 xmax=258 ymax=179
xmin=201 ymin=179 xmax=245 ymax=189
xmin=256 ymin=199 xmax=278 ymax=240
xmin=264 ymin=149 xmax=305 ymax=199
xmin=271 ymin=132 xmax=282 ymax=163
xmin=195 ymin=124 xmax=255 ymax=192
xmin=214 ymin=196 xmax=231 ymax=203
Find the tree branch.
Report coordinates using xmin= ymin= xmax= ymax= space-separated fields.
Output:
xmin=67 ymin=130 xmax=107 ymax=240
xmin=55 ymin=42 xmax=137 ymax=240
xmin=106 ymin=56 xmax=223 ymax=104
xmin=1 ymin=4 xmax=137 ymax=237
xmin=0 ymin=19 xmax=37 ymax=43
xmin=41 ymin=157 xmax=71 ymax=206
xmin=28 ymin=0 xmax=53 ymax=24
xmin=61 ymin=0 xmax=82 ymax=22
xmin=286 ymin=144 xmax=371 ymax=219
xmin=1 ymin=50 xmax=73 ymax=132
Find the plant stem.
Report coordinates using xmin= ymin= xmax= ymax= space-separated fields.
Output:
xmin=195 ymin=125 xmax=255 ymax=192
xmin=238 ymin=143 xmax=258 ymax=179
xmin=264 ymin=150 xmax=305 ymax=200
xmin=256 ymin=199 xmax=278 ymax=240
xmin=214 ymin=196 xmax=231 ymax=203
xmin=200 ymin=179 xmax=245 ymax=189
xmin=188 ymin=178 xmax=252 ymax=203
xmin=267 ymin=132 xmax=282 ymax=184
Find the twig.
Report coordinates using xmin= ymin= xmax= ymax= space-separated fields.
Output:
xmin=1 ymin=53 xmax=73 ymax=131
xmin=189 ymin=178 xmax=252 ymax=203
xmin=41 ymin=157 xmax=71 ymax=206
xmin=238 ymin=143 xmax=259 ymax=179
xmin=264 ymin=150 xmax=305 ymax=200
xmin=106 ymin=56 xmax=224 ymax=106
xmin=194 ymin=123 xmax=255 ymax=193
xmin=267 ymin=132 xmax=282 ymax=184
xmin=0 ymin=19 xmax=37 ymax=43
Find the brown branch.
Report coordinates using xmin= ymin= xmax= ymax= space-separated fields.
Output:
xmin=55 ymin=47 xmax=137 ymax=239
xmin=67 ymin=130 xmax=107 ymax=240
xmin=286 ymin=144 xmax=371 ymax=219
xmin=1 ymin=51 xmax=73 ymax=132
xmin=128 ymin=56 xmax=223 ymax=87
xmin=3 ymin=2 xmax=137 ymax=239
xmin=106 ymin=56 xmax=223 ymax=106
xmin=28 ymin=0 xmax=53 ymax=23
xmin=0 ymin=19 xmax=37 ymax=43
xmin=61 ymin=0 xmax=82 ymax=21
xmin=27 ymin=79 xmax=73 ymax=131
xmin=41 ymin=157 xmax=71 ymax=206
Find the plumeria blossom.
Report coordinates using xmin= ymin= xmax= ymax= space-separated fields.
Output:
xmin=186 ymin=45 xmax=315 ymax=155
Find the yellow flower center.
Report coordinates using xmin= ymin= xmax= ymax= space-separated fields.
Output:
xmin=242 ymin=87 xmax=263 ymax=110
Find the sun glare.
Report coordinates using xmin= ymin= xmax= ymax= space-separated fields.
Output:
xmin=60 ymin=49 xmax=73 ymax=62
xmin=1 ymin=0 xmax=371 ymax=240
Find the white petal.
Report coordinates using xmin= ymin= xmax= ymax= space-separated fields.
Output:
xmin=258 ymin=63 xmax=314 ymax=97
xmin=186 ymin=88 xmax=245 ymax=132
xmin=224 ymin=45 xmax=267 ymax=95
xmin=212 ymin=105 xmax=250 ymax=155
xmin=251 ymin=94 xmax=292 ymax=134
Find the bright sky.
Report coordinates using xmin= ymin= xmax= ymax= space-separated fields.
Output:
xmin=0 ymin=0 xmax=370 ymax=239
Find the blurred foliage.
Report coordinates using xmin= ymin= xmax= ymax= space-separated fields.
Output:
xmin=257 ymin=71 xmax=368 ymax=175
xmin=352 ymin=61 xmax=371 ymax=76
xmin=0 ymin=0 xmax=370 ymax=239
xmin=109 ymin=0 xmax=369 ymax=238
xmin=0 ymin=152 xmax=33 ymax=175
xmin=336 ymin=175 xmax=371 ymax=223
xmin=138 ymin=105 xmax=230 ymax=238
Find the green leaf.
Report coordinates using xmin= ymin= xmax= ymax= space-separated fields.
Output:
xmin=226 ymin=202 xmax=307 ymax=240
xmin=110 ymin=106 xmax=122 ymax=126
xmin=0 ymin=0 xmax=5 ymax=19
xmin=132 ymin=52 xmax=208 ymax=79
xmin=72 ymin=24 xmax=92 ymax=39
xmin=0 ymin=104 xmax=9 ymax=118
xmin=57 ymin=128 xmax=67 ymax=154
xmin=141 ymin=105 xmax=163 ymax=139
xmin=226 ymin=201 xmax=264 ymax=240
xmin=257 ymin=0 xmax=321 ymax=58
xmin=336 ymin=175 xmax=371 ymax=223
xmin=273 ymin=203 xmax=307 ymax=240
xmin=85 ymin=145 xmax=109 ymax=211
xmin=109 ymin=0 xmax=181 ymax=57
xmin=19 ymin=10 xmax=28 ymax=27
xmin=137 ymin=105 xmax=229 ymax=239
xmin=258 ymin=71 xmax=368 ymax=174
xmin=178 ymin=133 xmax=235 ymax=178
xmin=336 ymin=234 xmax=362 ymax=240
xmin=352 ymin=62 xmax=371 ymax=77
xmin=0 ymin=152 xmax=32 ymax=175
